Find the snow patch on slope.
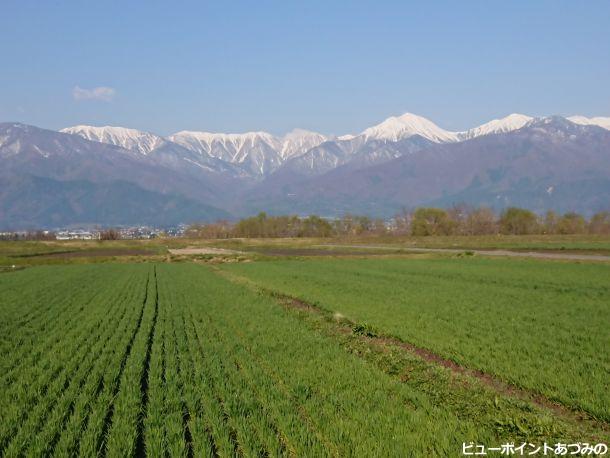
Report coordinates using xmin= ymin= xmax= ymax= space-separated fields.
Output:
xmin=280 ymin=129 xmax=328 ymax=159
xmin=567 ymin=115 xmax=610 ymax=131
xmin=460 ymin=114 xmax=533 ymax=140
xmin=61 ymin=125 xmax=164 ymax=154
xmin=169 ymin=131 xmax=287 ymax=175
xmin=168 ymin=131 xmax=280 ymax=162
xmin=169 ymin=128 xmax=328 ymax=175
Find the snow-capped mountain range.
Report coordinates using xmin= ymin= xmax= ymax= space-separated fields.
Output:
xmin=3 ymin=112 xmax=610 ymax=227
xmin=59 ymin=113 xmax=610 ymax=179
xmin=168 ymin=129 xmax=328 ymax=176
xmin=242 ymin=115 xmax=610 ymax=218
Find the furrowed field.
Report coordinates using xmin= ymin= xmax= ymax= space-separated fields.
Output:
xmin=1 ymin=253 xmax=608 ymax=456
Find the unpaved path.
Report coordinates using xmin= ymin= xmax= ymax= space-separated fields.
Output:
xmin=319 ymin=245 xmax=610 ymax=262
xmin=168 ymin=247 xmax=242 ymax=255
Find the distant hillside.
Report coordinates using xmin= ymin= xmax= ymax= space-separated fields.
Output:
xmin=238 ymin=117 xmax=610 ymax=217
xmin=0 ymin=175 xmax=230 ymax=229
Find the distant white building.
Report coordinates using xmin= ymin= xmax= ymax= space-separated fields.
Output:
xmin=56 ymin=230 xmax=98 ymax=240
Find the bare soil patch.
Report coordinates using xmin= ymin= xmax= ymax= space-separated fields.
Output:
xmin=169 ymin=247 xmax=242 ymax=255
xmin=321 ymin=244 xmax=610 ymax=261
xmin=254 ymin=248 xmax=399 ymax=257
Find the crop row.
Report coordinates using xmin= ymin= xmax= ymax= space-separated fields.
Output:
xmin=0 ymin=264 xmax=151 ymax=456
xmin=0 ymin=266 xmax=138 ymax=393
xmin=147 ymin=263 xmax=489 ymax=456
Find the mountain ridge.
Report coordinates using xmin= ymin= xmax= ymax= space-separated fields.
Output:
xmin=237 ymin=117 xmax=610 ymax=217
xmin=60 ymin=112 xmax=609 ymax=179
xmin=1 ymin=113 xmax=609 ymax=228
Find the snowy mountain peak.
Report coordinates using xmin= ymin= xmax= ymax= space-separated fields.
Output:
xmin=337 ymin=134 xmax=356 ymax=141
xmin=361 ymin=112 xmax=459 ymax=143
xmin=567 ymin=115 xmax=610 ymax=131
xmin=521 ymin=116 xmax=608 ymax=139
xmin=60 ymin=125 xmax=164 ymax=155
xmin=460 ymin=113 xmax=533 ymax=140
xmin=526 ymin=115 xmax=596 ymax=132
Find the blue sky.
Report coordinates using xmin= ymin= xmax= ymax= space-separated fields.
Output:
xmin=1 ymin=0 xmax=609 ymax=136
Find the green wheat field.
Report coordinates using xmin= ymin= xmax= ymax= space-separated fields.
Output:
xmin=1 ymin=241 xmax=609 ymax=456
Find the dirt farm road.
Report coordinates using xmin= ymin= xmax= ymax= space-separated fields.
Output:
xmin=319 ymin=245 xmax=610 ymax=262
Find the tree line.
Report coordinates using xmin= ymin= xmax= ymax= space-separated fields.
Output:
xmin=0 ymin=231 xmax=56 ymax=241
xmin=185 ymin=207 xmax=610 ymax=238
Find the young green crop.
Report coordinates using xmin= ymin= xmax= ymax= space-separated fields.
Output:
xmin=158 ymin=263 xmax=494 ymax=455
xmin=223 ymin=256 xmax=610 ymax=422
xmin=1 ymin=266 xmax=149 ymax=456
xmin=2 ymin=261 xmax=607 ymax=457
xmin=104 ymin=267 xmax=158 ymax=457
